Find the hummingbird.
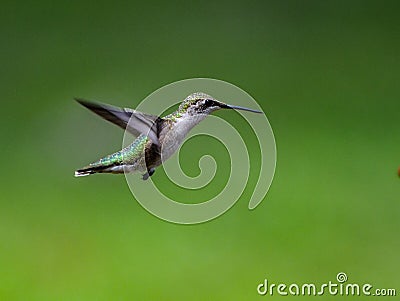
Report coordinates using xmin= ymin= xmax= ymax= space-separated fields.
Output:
xmin=74 ymin=92 xmax=262 ymax=180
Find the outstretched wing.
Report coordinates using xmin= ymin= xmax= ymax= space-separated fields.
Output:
xmin=75 ymin=98 xmax=160 ymax=145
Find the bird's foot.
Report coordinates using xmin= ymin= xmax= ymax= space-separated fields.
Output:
xmin=142 ymin=168 xmax=155 ymax=180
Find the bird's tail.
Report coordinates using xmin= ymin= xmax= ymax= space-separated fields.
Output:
xmin=75 ymin=166 xmax=96 ymax=177
xmin=74 ymin=163 xmax=125 ymax=177
xmin=74 ymin=151 xmax=126 ymax=177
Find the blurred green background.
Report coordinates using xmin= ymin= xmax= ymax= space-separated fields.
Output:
xmin=1 ymin=0 xmax=399 ymax=300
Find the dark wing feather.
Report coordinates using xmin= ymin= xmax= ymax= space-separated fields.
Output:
xmin=75 ymin=98 xmax=160 ymax=145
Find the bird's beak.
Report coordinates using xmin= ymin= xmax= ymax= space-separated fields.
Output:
xmin=219 ymin=102 xmax=263 ymax=114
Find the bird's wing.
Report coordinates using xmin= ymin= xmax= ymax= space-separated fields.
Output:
xmin=75 ymin=98 xmax=160 ymax=145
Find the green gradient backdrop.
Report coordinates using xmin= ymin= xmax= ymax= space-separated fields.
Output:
xmin=1 ymin=1 xmax=399 ymax=300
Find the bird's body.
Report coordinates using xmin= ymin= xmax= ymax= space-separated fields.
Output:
xmin=75 ymin=92 xmax=262 ymax=179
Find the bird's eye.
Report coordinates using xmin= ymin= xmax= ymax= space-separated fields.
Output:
xmin=205 ymin=99 xmax=213 ymax=106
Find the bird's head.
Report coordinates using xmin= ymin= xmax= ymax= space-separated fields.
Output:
xmin=179 ymin=92 xmax=263 ymax=116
